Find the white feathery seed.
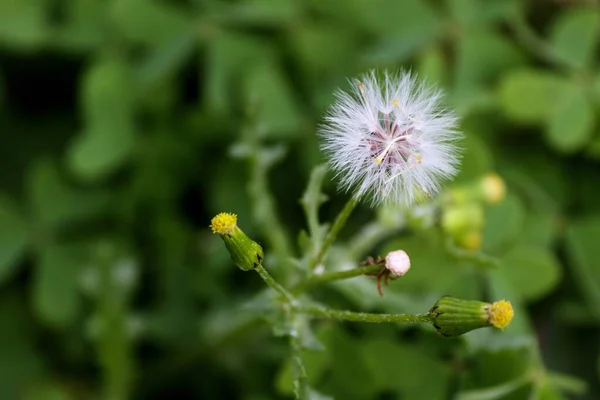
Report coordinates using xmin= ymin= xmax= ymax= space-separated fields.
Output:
xmin=319 ymin=71 xmax=462 ymax=206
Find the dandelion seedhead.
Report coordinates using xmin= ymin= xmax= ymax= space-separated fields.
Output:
xmin=320 ymin=70 xmax=462 ymax=206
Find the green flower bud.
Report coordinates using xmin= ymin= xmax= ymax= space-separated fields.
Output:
xmin=210 ymin=213 xmax=264 ymax=271
xmin=430 ymin=296 xmax=514 ymax=337
xmin=441 ymin=203 xmax=484 ymax=236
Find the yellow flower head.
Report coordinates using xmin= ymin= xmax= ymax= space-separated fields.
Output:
xmin=210 ymin=213 xmax=237 ymax=235
xmin=488 ymin=300 xmax=514 ymax=329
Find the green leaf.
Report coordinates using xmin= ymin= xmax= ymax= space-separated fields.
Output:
xmin=109 ymin=0 xmax=191 ymax=46
xmin=482 ymin=194 xmax=525 ymax=252
xmin=243 ymin=58 xmax=303 ymax=138
xmin=546 ymin=371 xmax=587 ymax=395
xmin=565 ymin=215 xmax=600 ymax=318
xmin=550 ymin=7 xmax=600 ymax=69
xmin=501 ymin=245 xmax=562 ymax=302
xmin=545 ymin=81 xmax=594 ymax=153
xmin=448 ymin=0 xmax=522 ymax=30
xmin=456 ymin=375 xmax=530 ymax=400
xmin=361 ymin=337 xmax=450 ymax=398
xmin=210 ymin=0 xmax=299 ymax=27
xmin=498 ymin=69 xmax=569 ymax=124
xmin=68 ymin=59 xmax=135 ymax=180
xmin=32 ymin=245 xmax=85 ymax=328
xmin=0 ymin=197 xmax=29 ymax=284
xmin=28 ymin=159 xmax=108 ymax=226
xmin=0 ymin=0 xmax=47 ymax=48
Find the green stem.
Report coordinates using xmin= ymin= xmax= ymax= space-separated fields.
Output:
xmin=299 ymin=305 xmax=433 ymax=324
xmin=310 ymin=196 xmax=358 ymax=270
xmin=289 ymin=332 xmax=309 ymax=400
xmin=254 ymin=264 xmax=295 ymax=303
xmin=294 ymin=264 xmax=383 ymax=293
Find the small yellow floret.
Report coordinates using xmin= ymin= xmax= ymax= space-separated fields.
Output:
xmin=392 ymin=98 xmax=399 ymax=107
xmin=210 ymin=213 xmax=237 ymax=234
xmin=489 ymin=300 xmax=514 ymax=329
xmin=481 ymin=173 xmax=506 ymax=205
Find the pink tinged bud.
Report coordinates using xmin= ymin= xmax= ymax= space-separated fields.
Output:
xmin=385 ymin=250 xmax=410 ymax=276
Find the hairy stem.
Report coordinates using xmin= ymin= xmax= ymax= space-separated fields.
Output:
xmin=299 ymin=305 xmax=433 ymax=324
xmin=310 ymin=196 xmax=358 ymax=270
xmin=254 ymin=264 xmax=295 ymax=303
xmin=295 ymin=264 xmax=383 ymax=293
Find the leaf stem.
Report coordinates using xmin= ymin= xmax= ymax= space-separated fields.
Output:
xmin=309 ymin=196 xmax=358 ymax=270
xmin=299 ymin=305 xmax=433 ymax=324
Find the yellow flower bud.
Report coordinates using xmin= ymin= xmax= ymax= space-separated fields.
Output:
xmin=480 ymin=173 xmax=506 ymax=205
xmin=210 ymin=213 xmax=264 ymax=271
xmin=430 ymin=296 xmax=514 ymax=337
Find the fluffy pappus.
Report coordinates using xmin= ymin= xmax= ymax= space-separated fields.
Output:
xmin=319 ymin=70 xmax=462 ymax=206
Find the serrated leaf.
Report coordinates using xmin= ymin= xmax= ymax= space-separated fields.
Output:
xmin=545 ymin=82 xmax=594 ymax=153
xmin=0 ymin=197 xmax=29 ymax=284
xmin=550 ymin=7 xmax=600 ymax=69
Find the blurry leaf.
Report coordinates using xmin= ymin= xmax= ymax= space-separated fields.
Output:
xmin=482 ymin=194 xmax=525 ymax=252
xmin=28 ymin=159 xmax=108 ymax=226
xmin=549 ymin=7 xmax=600 ymax=69
xmin=109 ymin=0 xmax=191 ymax=46
xmin=454 ymin=30 xmax=525 ymax=112
xmin=136 ymin=33 xmax=196 ymax=90
xmin=362 ymin=0 xmax=440 ymax=63
xmin=501 ymin=245 xmax=561 ymax=302
xmin=448 ymin=0 xmax=522 ymax=29
xmin=518 ymin=213 xmax=558 ymax=248
xmin=33 ymin=245 xmax=85 ymax=328
xmin=23 ymin=384 xmax=73 ymax=400
xmin=0 ymin=197 xmax=29 ymax=284
xmin=456 ymin=375 xmax=529 ymax=400
xmin=0 ymin=0 xmax=47 ymax=48
xmin=205 ymin=33 xmax=270 ymax=115
xmin=498 ymin=69 xmax=569 ymax=124
xmin=52 ymin=0 xmax=105 ymax=50
xmin=546 ymin=371 xmax=587 ymax=395
xmin=0 ymin=296 xmax=44 ymax=398
xmin=454 ymin=132 xmax=493 ymax=183
xmin=536 ymin=381 xmax=567 ymax=400
xmin=361 ymin=338 xmax=450 ymax=399
xmin=418 ymin=45 xmax=448 ymax=88
xmin=211 ymin=0 xmax=299 ymax=27
xmin=545 ymin=82 xmax=594 ymax=153
xmin=565 ymin=215 xmax=600 ymax=318
xmin=68 ymin=59 xmax=135 ymax=180
xmin=244 ymin=57 xmax=303 ymax=138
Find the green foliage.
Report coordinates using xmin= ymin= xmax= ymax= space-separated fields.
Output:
xmin=0 ymin=0 xmax=599 ymax=399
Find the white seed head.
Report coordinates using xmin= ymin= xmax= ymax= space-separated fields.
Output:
xmin=385 ymin=249 xmax=411 ymax=276
xmin=320 ymin=70 xmax=462 ymax=206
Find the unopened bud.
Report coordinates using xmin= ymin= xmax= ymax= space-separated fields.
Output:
xmin=385 ymin=250 xmax=410 ymax=276
xmin=480 ymin=173 xmax=505 ymax=205
xmin=457 ymin=230 xmax=482 ymax=251
xmin=210 ymin=213 xmax=264 ymax=271
xmin=441 ymin=203 xmax=484 ymax=236
xmin=430 ymin=296 xmax=514 ymax=337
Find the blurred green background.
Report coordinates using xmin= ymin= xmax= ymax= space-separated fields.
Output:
xmin=1 ymin=0 xmax=600 ymax=399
